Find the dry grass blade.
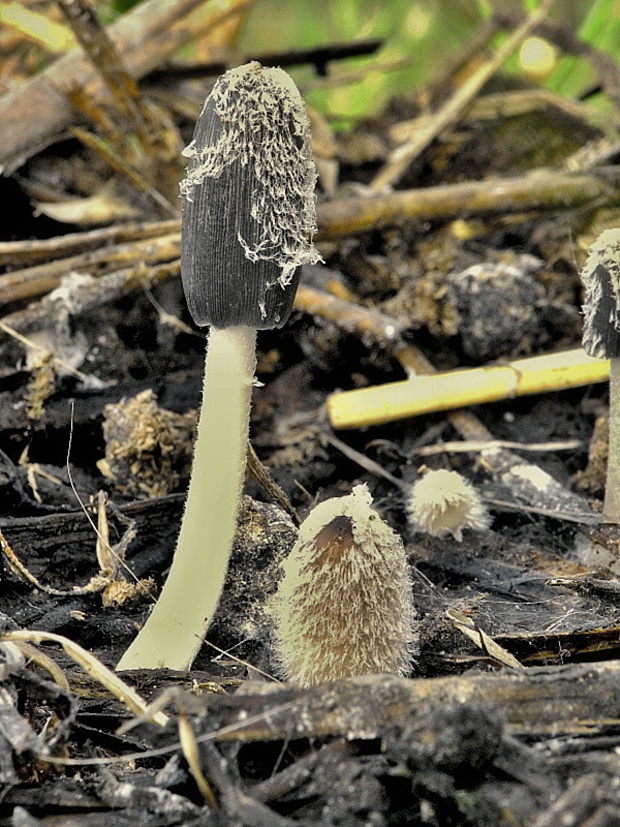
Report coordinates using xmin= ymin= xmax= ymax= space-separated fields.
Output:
xmin=327 ymin=348 xmax=610 ymax=430
xmin=55 ymin=0 xmax=183 ymax=213
xmin=0 ymin=2 xmax=76 ymax=54
xmin=69 ymin=126 xmax=178 ymax=217
xmin=12 ymin=641 xmax=71 ymax=692
xmin=0 ymin=320 xmax=95 ymax=384
xmin=178 ymin=707 xmax=219 ymax=808
xmin=247 ymin=442 xmax=300 ymax=525
xmin=0 ymin=630 xmax=169 ymax=728
xmin=0 ymin=233 xmax=181 ymax=308
xmin=318 ymin=167 xmax=620 ymax=239
xmin=0 ymin=526 xmax=91 ymax=597
xmin=57 ymin=0 xmax=159 ymax=149
xmin=446 ymin=608 xmax=524 ymax=670
xmin=0 ymin=0 xmax=251 ymax=173
xmin=414 ymin=438 xmax=583 ymax=456
xmin=295 ymin=283 xmax=407 ymax=356
xmin=322 ymin=432 xmax=404 ymax=489
xmin=0 ymin=219 xmax=179 ymax=267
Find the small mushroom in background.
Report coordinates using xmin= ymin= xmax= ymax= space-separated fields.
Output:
xmin=407 ymin=468 xmax=491 ymax=542
xmin=272 ymin=484 xmax=417 ymax=688
xmin=117 ymin=62 xmax=319 ymax=672
xmin=579 ymin=228 xmax=620 ymax=521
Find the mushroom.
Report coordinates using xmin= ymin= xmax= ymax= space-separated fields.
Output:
xmin=117 ymin=62 xmax=319 ymax=671
xmin=406 ymin=468 xmax=491 ymax=541
xmin=580 ymin=228 xmax=620 ymax=520
xmin=272 ymin=484 xmax=417 ymax=687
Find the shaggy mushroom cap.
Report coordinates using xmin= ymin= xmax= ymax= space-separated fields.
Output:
xmin=273 ymin=484 xmax=417 ymax=687
xmin=407 ymin=469 xmax=491 ymax=542
xmin=581 ymin=228 xmax=620 ymax=359
xmin=180 ymin=61 xmax=320 ymax=330
xmin=117 ymin=63 xmax=318 ymax=672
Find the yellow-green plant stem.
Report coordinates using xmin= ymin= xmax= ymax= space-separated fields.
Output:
xmin=117 ymin=325 xmax=257 ymax=671
xmin=604 ymin=358 xmax=620 ymax=521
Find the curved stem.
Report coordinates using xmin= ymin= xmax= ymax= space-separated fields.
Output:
xmin=117 ymin=325 xmax=257 ymax=671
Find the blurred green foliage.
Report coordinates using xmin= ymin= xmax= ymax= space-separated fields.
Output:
xmin=98 ymin=0 xmax=620 ymax=126
xmin=546 ymin=0 xmax=620 ymax=104
xmin=239 ymin=0 xmax=484 ymax=123
xmin=236 ymin=0 xmax=620 ymax=126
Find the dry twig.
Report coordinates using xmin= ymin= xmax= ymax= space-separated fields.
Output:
xmin=318 ymin=166 xmax=620 ymax=239
xmin=327 ymin=348 xmax=609 ymax=429
xmin=0 ymin=0 xmax=251 ymax=173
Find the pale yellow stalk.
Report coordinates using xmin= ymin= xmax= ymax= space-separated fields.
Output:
xmin=327 ymin=348 xmax=609 ymax=430
xmin=117 ymin=326 xmax=256 ymax=671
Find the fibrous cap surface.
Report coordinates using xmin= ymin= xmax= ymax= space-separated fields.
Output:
xmin=273 ymin=484 xmax=417 ymax=687
xmin=180 ymin=62 xmax=319 ymax=329
xmin=581 ymin=228 xmax=620 ymax=359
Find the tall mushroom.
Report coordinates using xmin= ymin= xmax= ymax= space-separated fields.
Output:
xmin=580 ymin=228 xmax=620 ymax=520
xmin=117 ymin=62 xmax=319 ymax=671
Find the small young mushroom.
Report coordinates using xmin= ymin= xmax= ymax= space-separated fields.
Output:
xmin=117 ymin=62 xmax=318 ymax=671
xmin=407 ymin=468 xmax=490 ymax=541
xmin=272 ymin=484 xmax=417 ymax=687
xmin=580 ymin=228 xmax=620 ymax=520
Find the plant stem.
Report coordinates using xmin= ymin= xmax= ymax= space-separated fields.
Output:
xmin=117 ymin=325 xmax=257 ymax=671
xmin=604 ymin=357 xmax=620 ymax=521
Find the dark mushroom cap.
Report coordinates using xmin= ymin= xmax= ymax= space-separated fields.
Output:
xmin=180 ymin=62 xmax=319 ymax=330
xmin=581 ymin=228 xmax=620 ymax=359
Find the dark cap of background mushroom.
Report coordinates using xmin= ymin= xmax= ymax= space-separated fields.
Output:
xmin=180 ymin=62 xmax=319 ymax=330
xmin=581 ymin=228 xmax=620 ymax=359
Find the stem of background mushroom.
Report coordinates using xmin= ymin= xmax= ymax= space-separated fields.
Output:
xmin=117 ymin=325 xmax=257 ymax=671
xmin=604 ymin=357 xmax=620 ymax=522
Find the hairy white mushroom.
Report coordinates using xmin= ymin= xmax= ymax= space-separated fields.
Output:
xmin=273 ymin=484 xmax=417 ymax=687
xmin=407 ymin=469 xmax=491 ymax=542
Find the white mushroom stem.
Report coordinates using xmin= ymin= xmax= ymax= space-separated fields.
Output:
xmin=604 ymin=357 xmax=620 ymax=520
xmin=117 ymin=325 xmax=257 ymax=671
